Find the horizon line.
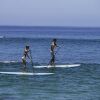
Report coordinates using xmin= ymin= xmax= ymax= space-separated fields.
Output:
xmin=0 ymin=25 xmax=100 ymax=29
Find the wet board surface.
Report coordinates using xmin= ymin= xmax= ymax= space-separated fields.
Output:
xmin=0 ymin=72 xmax=54 ymax=75
xmin=34 ymin=64 xmax=80 ymax=68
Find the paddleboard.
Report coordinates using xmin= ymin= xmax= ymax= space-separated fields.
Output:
xmin=0 ymin=72 xmax=54 ymax=75
xmin=34 ymin=64 xmax=80 ymax=68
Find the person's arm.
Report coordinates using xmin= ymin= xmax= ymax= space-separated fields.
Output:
xmin=26 ymin=50 xmax=30 ymax=59
xmin=27 ymin=54 xmax=30 ymax=59
xmin=54 ymin=43 xmax=58 ymax=48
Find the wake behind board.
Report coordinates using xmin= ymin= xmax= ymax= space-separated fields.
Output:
xmin=34 ymin=64 xmax=80 ymax=68
xmin=0 ymin=72 xmax=54 ymax=76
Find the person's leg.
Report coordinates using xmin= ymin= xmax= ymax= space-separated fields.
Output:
xmin=50 ymin=52 xmax=53 ymax=65
xmin=22 ymin=57 xmax=27 ymax=71
xmin=52 ymin=54 xmax=55 ymax=65
xmin=50 ymin=52 xmax=55 ymax=65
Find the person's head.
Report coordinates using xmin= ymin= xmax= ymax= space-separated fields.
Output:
xmin=25 ymin=45 xmax=29 ymax=49
xmin=53 ymin=39 xmax=57 ymax=42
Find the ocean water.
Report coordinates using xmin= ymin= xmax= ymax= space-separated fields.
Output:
xmin=0 ymin=26 xmax=100 ymax=100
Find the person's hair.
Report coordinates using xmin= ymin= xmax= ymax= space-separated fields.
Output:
xmin=26 ymin=45 xmax=29 ymax=49
xmin=53 ymin=39 xmax=57 ymax=42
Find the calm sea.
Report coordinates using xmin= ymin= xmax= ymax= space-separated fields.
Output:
xmin=0 ymin=26 xmax=100 ymax=100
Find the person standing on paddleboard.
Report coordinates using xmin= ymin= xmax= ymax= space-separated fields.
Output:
xmin=50 ymin=39 xmax=58 ymax=65
xmin=22 ymin=45 xmax=30 ymax=70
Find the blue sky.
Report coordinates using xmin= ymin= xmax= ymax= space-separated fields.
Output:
xmin=0 ymin=0 xmax=100 ymax=27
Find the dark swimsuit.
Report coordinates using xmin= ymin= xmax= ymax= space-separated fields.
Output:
xmin=22 ymin=49 xmax=29 ymax=61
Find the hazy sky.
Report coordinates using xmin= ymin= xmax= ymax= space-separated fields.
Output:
xmin=0 ymin=0 xmax=100 ymax=27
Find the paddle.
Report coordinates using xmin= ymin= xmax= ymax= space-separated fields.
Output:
xmin=55 ymin=46 xmax=61 ymax=55
xmin=29 ymin=50 xmax=34 ymax=71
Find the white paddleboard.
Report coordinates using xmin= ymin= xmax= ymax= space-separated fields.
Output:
xmin=34 ymin=64 xmax=80 ymax=68
xmin=0 ymin=72 xmax=54 ymax=75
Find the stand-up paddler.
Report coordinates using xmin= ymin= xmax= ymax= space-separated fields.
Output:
xmin=50 ymin=39 xmax=58 ymax=65
xmin=22 ymin=45 xmax=30 ymax=70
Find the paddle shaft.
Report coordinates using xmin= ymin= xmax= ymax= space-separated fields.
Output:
xmin=29 ymin=50 xmax=34 ymax=71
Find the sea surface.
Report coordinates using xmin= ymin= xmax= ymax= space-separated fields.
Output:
xmin=0 ymin=26 xmax=100 ymax=100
